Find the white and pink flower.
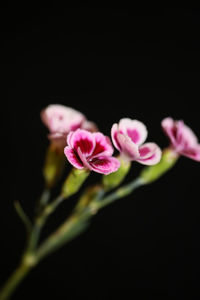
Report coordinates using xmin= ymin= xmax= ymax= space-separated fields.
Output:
xmin=111 ymin=118 xmax=161 ymax=165
xmin=41 ymin=104 xmax=98 ymax=148
xmin=162 ymin=117 xmax=200 ymax=161
xmin=64 ymin=129 xmax=120 ymax=174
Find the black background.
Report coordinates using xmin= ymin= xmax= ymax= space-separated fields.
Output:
xmin=1 ymin=6 xmax=200 ymax=299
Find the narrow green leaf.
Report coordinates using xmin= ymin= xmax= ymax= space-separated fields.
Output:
xmin=14 ymin=201 xmax=32 ymax=234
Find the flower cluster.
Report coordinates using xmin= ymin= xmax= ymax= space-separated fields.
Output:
xmin=41 ymin=105 xmax=200 ymax=176
xmin=1 ymin=105 xmax=199 ymax=300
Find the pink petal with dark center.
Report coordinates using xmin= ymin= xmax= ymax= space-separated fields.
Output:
xmin=181 ymin=145 xmax=200 ymax=161
xmin=77 ymin=147 xmax=93 ymax=170
xmin=137 ymin=143 xmax=162 ymax=165
xmin=64 ymin=146 xmax=84 ymax=169
xmin=41 ymin=104 xmax=85 ymax=134
xmin=117 ymin=133 xmax=140 ymax=160
xmin=162 ymin=117 xmax=199 ymax=156
xmin=92 ymin=132 xmax=114 ymax=158
xmin=69 ymin=129 xmax=95 ymax=156
xmin=177 ymin=121 xmax=198 ymax=148
xmin=118 ymin=118 xmax=147 ymax=145
xmin=90 ymin=156 xmax=120 ymax=174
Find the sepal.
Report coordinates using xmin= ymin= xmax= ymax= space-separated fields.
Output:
xmin=43 ymin=144 xmax=65 ymax=188
xmin=140 ymin=148 xmax=179 ymax=184
xmin=103 ymin=157 xmax=131 ymax=190
xmin=61 ymin=168 xmax=89 ymax=198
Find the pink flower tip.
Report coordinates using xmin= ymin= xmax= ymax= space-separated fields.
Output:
xmin=162 ymin=117 xmax=200 ymax=161
xmin=41 ymin=104 xmax=98 ymax=148
xmin=111 ymin=118 xmax=161 ymax=165
xmin=64 ymin=129 xmax=120 ymax=174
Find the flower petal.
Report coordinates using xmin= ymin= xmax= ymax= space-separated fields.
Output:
xmin=92 ymin=133 xmax=114 ymax=157
xmin=64 ymin=146 xmax=84 ymax=169
xmin=77 ymin=147 xmax=93 ymax=170
xmin=118 ymin=118 xmax=147 ymax=145
xmin=177 ymin=121 xmax=198 ymax=147
xmin=137 ymin=143 xmax=162 ymax=165
xmin=161 ymin=117 xmax=178 ymax=147
xmin=162 ymin=117 xmax=199 ymax=153
xmin=181 ymin=145 xmax=200 ymax=161
xmin=69 ymin=129 xmax=95 ymax=156
xmin=41 ymin=104 xmax=85 ymax=134
xmin=111 ymin=123 xmax=121 ymax=151
xmin=90 ymin=156 xmax=120 ymax=174
xmin=117 ymin=133 xmax=140 ymax=160
xmin=66 ymin=131 xmax=74 ymax=148
xmin=81 ymin=120 xmax=98 ymax=132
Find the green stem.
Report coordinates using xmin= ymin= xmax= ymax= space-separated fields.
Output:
xmin=94 ymin=177 xmax=144 ymax=210
xmin=14 ymin=201 xmax=32 ymax=236
xmin=0 ymin=255 xmax=35 ymax=300
xmin=28 ymin=195 xmax=64 ymax=252
xmin=37 ymin=188 xmax=51 ymax=211
xmin=36 ymin=178 xmax=144 ymax=261
xmin=36 ymin=210 xmax=90 ymax=261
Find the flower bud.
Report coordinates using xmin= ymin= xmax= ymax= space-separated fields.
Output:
xmin=61 ymin=168 xmax=89 ymax=198
xmin=103 ymin=157 xmax=131 ymax=190
xmin=140 ymin=148 xmax=179 ymax=184
xmin=43 ymin=144 xmax=65 ymax=189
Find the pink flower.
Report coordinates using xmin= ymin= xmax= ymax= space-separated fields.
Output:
xmin=64 ymin=129 xmax=120 ymax=174
xmin=41 ymin=104 xmax=98 ymax=148
xmin=111 ymin=118 xmax=161 ymax=165
xmin=162 ymin=117 xmax=200 ymax=161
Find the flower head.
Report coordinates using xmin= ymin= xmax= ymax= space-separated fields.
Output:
xmin=162 ymin=117 xmax=200 ymax=161
xmin=64 ymin=129 xmax=120 ymax=174
xmin=111 ymin=118 xmax=161 ymax=165
xmin=41 ymin=104 xmax=98 ymax=148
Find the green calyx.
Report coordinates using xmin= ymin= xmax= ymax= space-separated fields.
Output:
xmin=43 ymin=144 xmax=65 ymax=189
xmin=103 ymin=157 xmax=131 ymax=191
xmin=140 ymin=148 xmax=179 ymax=184
xmin=61 ymin=168 xmax=90 ymax=198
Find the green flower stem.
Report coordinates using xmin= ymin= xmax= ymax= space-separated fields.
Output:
xmin=92 ymin=178 xmax=144 ymax=211
xmin=36 ymin=178 xmax=144 ymax=262
xmin=29 ymin=168 xmax=89 ymax=253
xmin=0 ymin=194 xmax=65 ymax=300
xmin=0 ymin=148 xmax=179 ymax=299
xmin=0 ymin=254 xmax=36 ymax=300
xmin=36 ymin=210 xmax=91 ymax=261
xmin=14 ymin=201 xmax=32 ymax=237
xmin=74 ymin=184 xmax=105 ymax=213
xmin=27 ymin=195 xmax=64 ymax=253
xmin=36 ymin=188 xmax=51 ymax=212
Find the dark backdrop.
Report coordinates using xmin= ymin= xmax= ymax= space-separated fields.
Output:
xmin=1 ymin=6 xmax=200 ymax=299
